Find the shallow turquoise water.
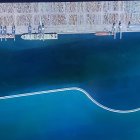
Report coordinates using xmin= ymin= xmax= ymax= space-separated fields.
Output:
xmin=0 ymin=90 xmax=140 ymax=140
xmin=0 ymin=91 xmax=140 ymax=140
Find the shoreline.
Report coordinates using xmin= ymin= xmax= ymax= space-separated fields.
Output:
xmin=8 ymin=30 xmax=140 ymax=36
xmin=0 ymin=2 xmax=139 ymax=35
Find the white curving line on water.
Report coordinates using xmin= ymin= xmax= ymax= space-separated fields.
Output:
xmin=0 ymin=87 xmax=140 ymax=114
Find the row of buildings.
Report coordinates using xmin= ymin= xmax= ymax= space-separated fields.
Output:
xmin=0 ymin=2 xmax=138 ymax=34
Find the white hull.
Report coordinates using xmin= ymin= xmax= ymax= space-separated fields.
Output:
xmin=21 ymin=33 xmax=58 ymax=40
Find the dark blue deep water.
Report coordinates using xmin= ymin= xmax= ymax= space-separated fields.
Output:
xmin=0 ymin=33 xmax=140 ymax=140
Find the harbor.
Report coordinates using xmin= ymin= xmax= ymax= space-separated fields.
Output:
xmin=1 ymin=2 xmax=140 ymax=140
xmin=0 ymin=2 xmax=140 ymax=41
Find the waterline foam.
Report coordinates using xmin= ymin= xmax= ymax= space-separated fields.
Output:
xmin=0 ymin=87 xmax=139 ymax=114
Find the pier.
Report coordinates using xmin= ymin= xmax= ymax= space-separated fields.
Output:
xmin=0 ymin=25 xmax=16 ymax=41
xmin=12 ymin=24 xmax=16 ymax=41
xmin=112 ymin=23 xmax=116 ymax=39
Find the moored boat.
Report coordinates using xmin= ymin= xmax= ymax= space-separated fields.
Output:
xmin=21 ymin=33 xmax=58 ymax=40
xmin=95 ymin=31 xmax=113 ymax=36
xmin=0 ymin=34 xmax=15 ymax=38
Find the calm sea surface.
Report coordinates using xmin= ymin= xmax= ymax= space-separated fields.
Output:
xmin=0 ymin=33 xmax=140 ymax=139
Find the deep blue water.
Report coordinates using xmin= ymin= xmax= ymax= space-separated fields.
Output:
xmin=0 ymin=33 xmax=140 ymax=139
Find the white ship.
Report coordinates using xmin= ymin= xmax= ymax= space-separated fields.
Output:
xmin=21 ymin=33 xmax=58 ymax=40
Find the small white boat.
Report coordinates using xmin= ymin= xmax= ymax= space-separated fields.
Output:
xmin=0 ymin=34 xmax=15 ymax=38
xmin=21 ymin=33 xmax=58 ymax=40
